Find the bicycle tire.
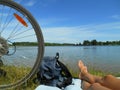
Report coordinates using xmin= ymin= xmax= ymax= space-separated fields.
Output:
xmin=0 ymin=0 xmax=44 ymax=89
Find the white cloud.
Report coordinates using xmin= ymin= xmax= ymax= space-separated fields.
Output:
xmin=16 ymin=0 xmax=22 ymax=3
xmin=1 ymin=19 xmax=119 ymax=43
xmin=111 ymin=15 xmax=120 ymax=20
xmin=38 ymin=0 xmax=57 ymax=7
xmin=41 ymin=22 xmax=120 ymax=43
xmin=13 ymin=0 xmax=22 ymax=4
xmin=25 ymin=0 xmax=36 ymax=7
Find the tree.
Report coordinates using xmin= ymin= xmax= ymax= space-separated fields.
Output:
xmin=83 ymin=40 xmax=90 ymax=46
xmin=91 ymin=39 xmax=97 ymax=45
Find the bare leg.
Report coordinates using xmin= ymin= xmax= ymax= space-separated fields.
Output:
xmin=78 ymin=60 xmax=120 ymax=90
xmin=99 ymin=75 xmax=120 ymax=90
xmin=81 ymin=81 xmax=112 ymax=90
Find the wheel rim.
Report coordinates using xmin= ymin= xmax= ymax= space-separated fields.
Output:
xmin=0 ymin=0 xmax=44 ymax=89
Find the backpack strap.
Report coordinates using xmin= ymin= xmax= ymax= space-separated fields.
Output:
xmin=57 ymin=60 xmax=72 ymax=78
xmin=55 ymin=52 xmax=72 ymax=78
xmin=56 ymin=53 xmax=72 ymax=88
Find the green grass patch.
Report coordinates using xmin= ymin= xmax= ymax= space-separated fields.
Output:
xmin=0 ymin=64 xmax=119 ymax=90
xmin=0 ymin=65 xmax=30 ymax=84
xmin=0 ymin=65 xmax=38 ymax=90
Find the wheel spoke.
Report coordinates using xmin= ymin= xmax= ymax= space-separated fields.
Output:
xmin=0 ymin=5 xmax=5 ymax=35
xmin=1 ymin=7 xmax=12 ymax=34
xmin=7 ymin=15 xmax=26 ymax=39
xmin=10 ymin=34 xmax=35 ymax=41
xmin=0 ymin=16 xmax=14 ymax=34
xmin=11 ymin=21 xmax=30 ymax=35
xmin=7 ymin=28 xmax=33 ymax=40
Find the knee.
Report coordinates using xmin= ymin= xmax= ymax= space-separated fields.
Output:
xmin=106 ymin=75 xmax=113 ymax=78
xmin=103 ymin=75 xmax=113 ymax=80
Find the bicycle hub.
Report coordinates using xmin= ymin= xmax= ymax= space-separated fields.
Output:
xmin=0 ymin=37 xmax=9 ymax=56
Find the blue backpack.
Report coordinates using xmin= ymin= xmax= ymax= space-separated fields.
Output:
xmin=36 ymin=53 xmax=72 ymax=89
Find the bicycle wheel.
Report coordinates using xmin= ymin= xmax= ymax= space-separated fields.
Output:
xmin=0 ymin=0 xmax=44 ymax=89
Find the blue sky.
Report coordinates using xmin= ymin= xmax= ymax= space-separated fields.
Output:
xmin=15 ymin=0 xmax=120 ymax=43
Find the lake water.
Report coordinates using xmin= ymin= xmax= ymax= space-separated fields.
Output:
xmin=44 ymin=46 xmax=120 ymax=73
xmin=3 ymin=46 xmax=120 ymax=74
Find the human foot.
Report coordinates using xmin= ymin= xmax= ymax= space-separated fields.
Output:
xmin=78 ymin=60 xmax=95 ymax=84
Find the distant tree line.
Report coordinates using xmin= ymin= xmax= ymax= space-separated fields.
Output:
xmin=14 ymin=40 xmax=120 ymax=46
xmin=15 ymin=42 xmax=74 ymax=46
xmin=15 ymin=42 xmax=38 ymax=46
xmin=45 ymin=42 xmax=74 ymax=46
xmin=77 ymin=40 xmax=120 ymax=46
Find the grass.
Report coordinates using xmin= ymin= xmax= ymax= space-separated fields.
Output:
xmin=0 ymin=64 xmax=119 ymax=90
xmin=67 ymin=65 xmax=107 ymax=78
xmin=0 ymin=65 xmax=38 ymax=90
xmin=66 ymin=63 xmax=120 ymax=77
xmin=0 ymin=65 xmax=30 ymax=84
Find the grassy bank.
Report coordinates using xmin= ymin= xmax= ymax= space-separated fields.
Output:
xmin=0 ymin=65 xmax=119 ymax=90
xmin=0 ymin=65 xmax=37 ymax=90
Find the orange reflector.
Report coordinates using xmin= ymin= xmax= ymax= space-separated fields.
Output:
xmin=14 ymin=13 xmax=28 ymax=27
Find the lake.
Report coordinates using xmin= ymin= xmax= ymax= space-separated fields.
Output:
xmin=3 ymin=46 xmax=120 ymax=74
xmin=44 ymin=46 xmax=120 ymax=73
